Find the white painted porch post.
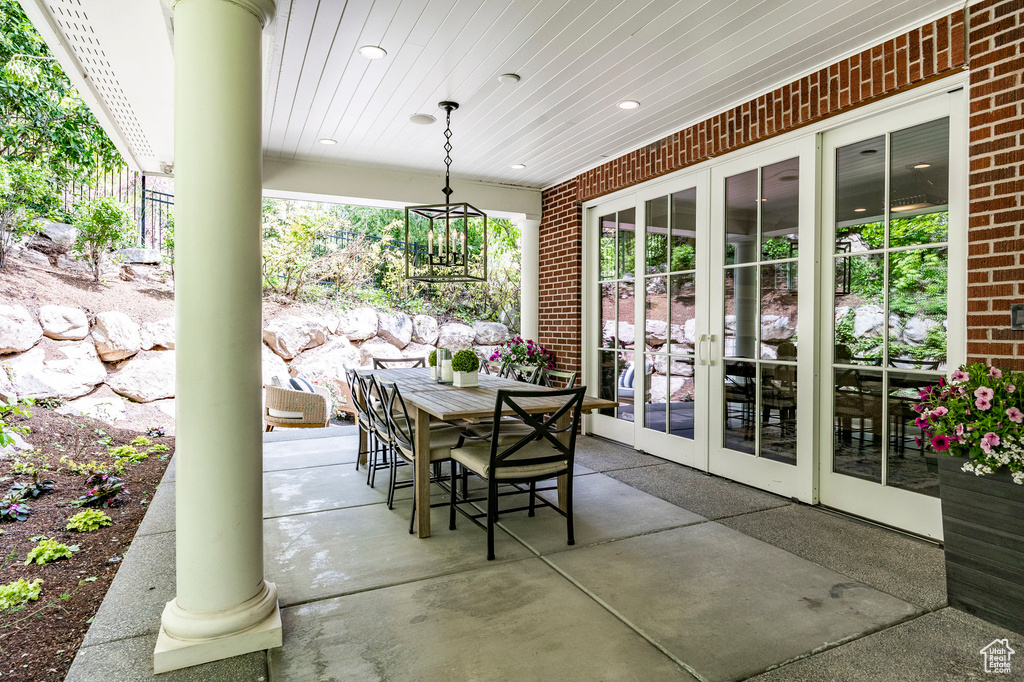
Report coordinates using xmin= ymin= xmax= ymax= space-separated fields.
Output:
xmin=519 ymin=217 xmax=540 ymax=340
xmin=154 ymin=0 xmax=280 ymax=673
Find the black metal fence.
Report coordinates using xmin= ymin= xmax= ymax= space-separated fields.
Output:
xmin=325 ymin=229 xmax=431 ymax=268
xmin=140 ymin=184 xmax=173 ymax=250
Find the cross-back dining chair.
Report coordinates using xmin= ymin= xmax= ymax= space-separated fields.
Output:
xmin=373 ymin=357 xmax=426 ymax=369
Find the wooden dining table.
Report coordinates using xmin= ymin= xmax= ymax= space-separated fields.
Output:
xmin=361 ymin=367 xmax=618 ymax=538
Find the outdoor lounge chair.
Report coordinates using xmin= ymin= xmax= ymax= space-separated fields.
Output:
xmin=263 ymin=378 xmax=331 ymax=431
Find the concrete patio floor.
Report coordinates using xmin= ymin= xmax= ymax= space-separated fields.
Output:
xmin=66 ymin=425 xmax=1023 ymax=681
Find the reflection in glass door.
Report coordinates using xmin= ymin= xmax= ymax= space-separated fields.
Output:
xmin=591 ymin=206 xmax=637 ymax=441
xmin=819 ymin=91 xmax=963 ymax=540
xmin=709 ymin=137 xmax=816 ymax=500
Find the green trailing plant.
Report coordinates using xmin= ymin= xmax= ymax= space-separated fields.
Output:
xmin=71 ymin=473 xmax=123 ymax=508
xmin=59 ymin=456 xmax=122 ymax=476
xmin=72 ymin=196 xmax=134 ymax=282
xmin=488 ymin=337 xmax=556 ymax=370
xmin=0 ymin=578 xmax=43 ymax=611
xmin=130 ymin=436 xmax=152 ymax=447
xmin=428 ymin=349 xmax=437 ymax=367
xmin=147 ymin=443 xmax=169 ymax=453
xmin=10 ymin=472 xmax=54 ymax=498
xmin=0 ymin=492 xmax=29 ymax=521
xmin=451 ymin=349 xmax=480 ymax=373
xmin=66 ymin=509 xmax=112 ymax=532
xmin=24 ymin=537 xmax=78 ymax=565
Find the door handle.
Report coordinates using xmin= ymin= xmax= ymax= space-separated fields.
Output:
xmin=697 ymin=333 xmax=707 ymax=366
xmin=707 ymin=334 xmax=717 ymax=366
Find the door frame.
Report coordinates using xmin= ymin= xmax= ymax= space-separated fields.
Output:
xmin=707 ymin=134 xmax=820 ymax=503
xmin=815 ymin=88 xmax=967 ymax=540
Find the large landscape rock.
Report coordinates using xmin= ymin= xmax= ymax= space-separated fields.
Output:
xmin=39 ymin=305 xmax=89 ymax=340
xmin=57 ymin=394 xmax=127 ymax=424
xmin=853 ymin=305 xmax=885 ymax=338
xmin=649 ymin=374 xmax=688 ymax=404
xmin=401 ymin=342 xmax=435 ymax=361
xmin=262 ymin=345 xmax=289 ymax=385
xmin=760 ymin=315 xmax=795 ymax=343
xmin=42 ymin=222 xmax=76 ymax=250
xmin=291 ymin=337 xmax=362 ymax=397
xmin=116 ymin=247 xmax=161 ymax=264
xmin=903 ymin=316 xmax=940 ymax=345
xmin=653 ymin=355 xmax=694 ymax=376
xmin=140 ymin=317 xmax=175 ymax=350
xmin=0 ymin=340 xmax=106 ymax=399
xmin=359 ymin=336 xmax=402 ymax=366
xmin=645 ymin=320 xmax=669 ymax=346
xmin=262 ymin=316 xmax=328 ymax=360
xmin=473 ymin=321 xmax=509 ymax=345
xmin=107 ymin=350 xmax=176 ymax=402
xmin=92 ymin=311 xmax=142 ymax=362
xmin=602 ymin=320 xmax=635 ymax=346
xmin=413 ymin=315 xmax=439 ymax=345
xmin=337 ymin=308 xmax=378 ymax=341
xmin=0 ymin=305 xmax=43 ymax=354
xmin=377 ymin=311 xmax=414 ymax=349
xmin=437 ymin=322 xmax=476 ymax=350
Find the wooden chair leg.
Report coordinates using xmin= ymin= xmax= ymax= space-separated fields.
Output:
xmin=264 ymin=424 xmax=274 ymax=432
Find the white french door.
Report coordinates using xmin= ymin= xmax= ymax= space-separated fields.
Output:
xmin=707 ymin=137 xmax=818 ymax=501
xmin=818 ymin=92 xmax=966 ymax=539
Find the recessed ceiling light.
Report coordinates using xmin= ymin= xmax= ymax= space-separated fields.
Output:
xmin=510 ymin=163 xmax=526 ymax=170
xmin=358 ymin=45 xmax=387 ymax=59
xmin=854 ymin=208 xmax=867 ymax=212
xmin=913 ymin=163 xmax=931 ymax=169
xmin=498 ymin=73 xmax=521 ymax=84
xmin=617 ymin=100 xmax=640 ymax=110
xmin=409 ymin=114 xmax=436 ymax=125
xmin=318 ymin=138 xmax=337 ymax=145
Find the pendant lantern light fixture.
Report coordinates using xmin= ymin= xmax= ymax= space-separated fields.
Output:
xmin=404 ymin=101 xmax=487 ymax=282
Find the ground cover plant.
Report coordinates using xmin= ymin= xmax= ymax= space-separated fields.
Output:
xmin=0 ymin=403 xmax=173 ymax=682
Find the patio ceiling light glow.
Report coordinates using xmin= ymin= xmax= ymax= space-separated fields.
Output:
xmin=358 ymin=45 xmax=387 ymax=59
xmin=318 ymin=138 xmax=337 ymax=145
xmin=498 ymin=73 xmax=521 ymax=84
xmin=405 ymin=101 xmax=487 ymax=283
xmin=617 ymin=100 xmax=641 ymax=110
xmin=854 ymin=208 xmax=867 ymax=212
xmin=510 ymin=163 xmax=526 ymax=169
xmin=913 ymin=163 xmax=931 ymax=169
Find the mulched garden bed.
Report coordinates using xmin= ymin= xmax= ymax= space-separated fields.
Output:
xmin=0 ymin=404 xmax=173 ymax=681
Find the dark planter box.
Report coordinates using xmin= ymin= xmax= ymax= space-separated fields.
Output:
xmin=938 ymin=455 xmax=1024 ymax=635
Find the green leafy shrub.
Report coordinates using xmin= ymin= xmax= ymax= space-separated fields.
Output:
xmin=130 ymin=436 xmax=152 ymax=447
xmin=451 ymin=349 xmax=479 ymax=373
xmin=0 ymin=578 xmax=43 ymax=611
xmin=60 ymin=456 xmax=122 ymax=476
xmin=0 ymin=158 xmax=55 ymax=269
xmin=24 ymin=537 xmax=78 ymax=565
xmin=66 ymin=509 xmax=112 ymax=532
xmin=428 ymin=349 xmax=437 ymax=367
xmin=71 ymin=473 xmax=123 ymax=508
xmin=72 ymin=196 xmax=134 ymax=282
xmin=147 ymin=444 xmax=169 ymax=453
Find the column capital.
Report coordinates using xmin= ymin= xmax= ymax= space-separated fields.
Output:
xmin=172 ymin=0 xmax=276 ymax=28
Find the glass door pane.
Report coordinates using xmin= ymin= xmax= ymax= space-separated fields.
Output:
xmin=720 ymin=158 xmax=801 ymax=464
xmin=596 ymin=208 xmax=640 ymax=424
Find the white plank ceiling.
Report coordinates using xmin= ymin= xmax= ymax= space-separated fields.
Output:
xmin=263 ymin=0 xmax=962 ymax=189
xmin=25 ymin=0 xmax=963 ymax=191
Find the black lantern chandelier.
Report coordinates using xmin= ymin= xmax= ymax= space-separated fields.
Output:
xmin=404 ymin=101 xmax=488 ymax=282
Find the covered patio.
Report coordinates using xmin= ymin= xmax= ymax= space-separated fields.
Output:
xmin=15 ymin=0 xmax=1024 ymax=677
xmin=66 ymin=426 xmax=1012 ymax=681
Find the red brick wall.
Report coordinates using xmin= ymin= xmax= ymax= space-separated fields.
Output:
xmin=967 ymin=0 xmax=1024 ymax=370
xmin=538 ymin=179 xmax=582 ymax=371
xmin=539 ymin=10 xmax=969 ymax=374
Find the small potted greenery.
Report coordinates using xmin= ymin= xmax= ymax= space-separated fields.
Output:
xmin=428 ymin=349 xmax=438 ymax=380
xmin=451 ymin=349 xmax=480 ymax=388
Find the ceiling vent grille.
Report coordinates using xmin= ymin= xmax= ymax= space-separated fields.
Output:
xmin=46 ymin=0 xmax=154 ymax=159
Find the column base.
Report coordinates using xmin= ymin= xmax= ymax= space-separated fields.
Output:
xmin=153 ymin=596 xmax=282 ymax=674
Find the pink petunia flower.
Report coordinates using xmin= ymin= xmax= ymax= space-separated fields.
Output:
xmin=989 ymin=366 xmax=1003 ymax=379
xmin=1008 ymin=384 xmax=1017 ymax=394
xmin=951 ymin=369 xmax=969 ymax=383
xmin=975 ymin=386 xmax=994 ymax=401
xmin=980 ymin=432 xmax=1001 ymax=455
xmin=931 ymin=406 xmax=948 ymax=417
xmin=954 ymin=423 xmax=965 ymax=437
xmin=976 ymin=397 xmax=992 ymax=411
xmin=931 ymin=434 xmax=951 ymax=451
xmin=1006 ymin=407 xmax=1024 ymax=423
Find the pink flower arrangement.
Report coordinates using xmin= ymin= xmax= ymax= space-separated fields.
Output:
xmin=919 ymin=363 xmax=1024 ymax=484
xmin=488 ymin=336 xmax=556 ymax=370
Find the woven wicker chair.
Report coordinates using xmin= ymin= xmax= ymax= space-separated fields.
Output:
xmin=264 ymin=383 xmax=331 ymax=431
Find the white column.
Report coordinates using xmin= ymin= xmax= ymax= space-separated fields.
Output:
xmin=155 ymin=0 xmax=280 ymax=673
xmin=519 ymin=217 xmax=540 ymax=340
